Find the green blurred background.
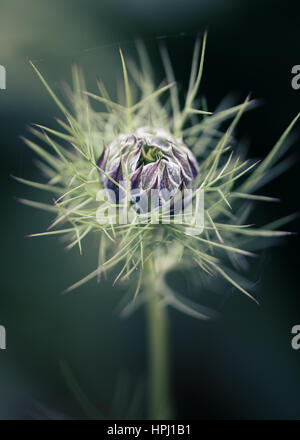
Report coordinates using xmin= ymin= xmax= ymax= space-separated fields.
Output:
xmin=1 ymin=0 xmax=300 ymax=419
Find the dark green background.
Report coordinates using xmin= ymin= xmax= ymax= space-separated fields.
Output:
xmin=1 ymin=0 xmax=299 ymax=419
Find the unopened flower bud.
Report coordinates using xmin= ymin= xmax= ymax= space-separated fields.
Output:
xmin=97 ymin=127 xmax=199 ymax=211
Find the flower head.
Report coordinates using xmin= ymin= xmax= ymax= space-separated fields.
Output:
xmin=97 ymin=126 xmax=199 ymax=210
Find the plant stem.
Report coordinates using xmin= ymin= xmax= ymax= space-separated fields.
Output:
xmin=145 ymin=259 xmax=172 ymax=419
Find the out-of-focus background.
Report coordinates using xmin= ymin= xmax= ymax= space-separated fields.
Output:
xmin=1 ymin=0 xmax=300 ymax=419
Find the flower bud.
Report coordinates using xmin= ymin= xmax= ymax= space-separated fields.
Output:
xmin=97 ymin=127 xmax=199 ymax=212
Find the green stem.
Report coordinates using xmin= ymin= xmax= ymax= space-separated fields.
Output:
xmin=145 ymin=259 xmax=172 ymax=419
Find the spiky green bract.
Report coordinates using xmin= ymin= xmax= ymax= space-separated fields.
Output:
xmin=17 ymin=34 xmax=298 ymax=318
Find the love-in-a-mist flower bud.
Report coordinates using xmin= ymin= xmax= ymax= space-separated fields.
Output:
xmin=97 ymin=127 xmax=199 ymax=212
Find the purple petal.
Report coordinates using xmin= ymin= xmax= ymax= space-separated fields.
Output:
xmin=131 ymin=164 xmax=144 ymax=190
xmin=187 ymin=155 xmax=199 ymax=179
xmin=106 ymin=161 xmax=124 ymax=201
xmin=141 ymin=160 xmax=161 ymax=190
xmin=171 ymin=147 xmax=193 ymax=181
xmin=97 ymin=145 xmax=109 ymax=181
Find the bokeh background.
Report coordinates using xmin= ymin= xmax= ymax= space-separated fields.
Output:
xmin=1 ymin=0 xmax=300 ymax=419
